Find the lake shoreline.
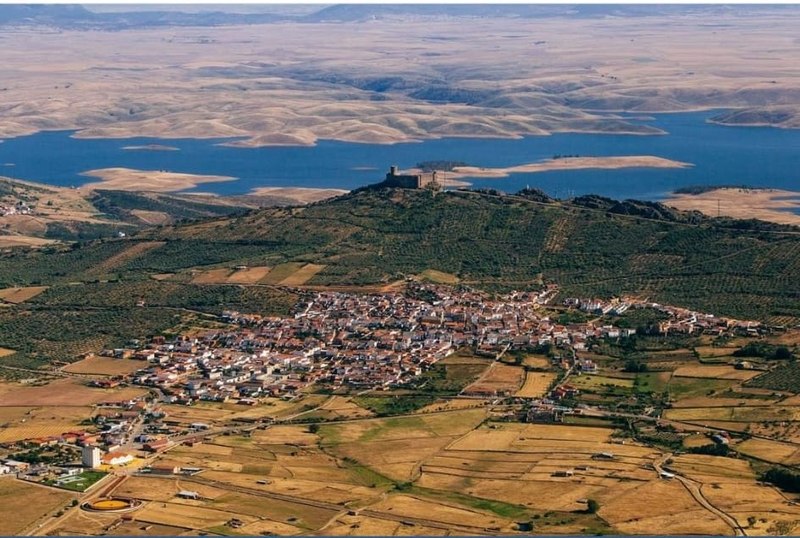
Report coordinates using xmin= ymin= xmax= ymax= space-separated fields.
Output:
xmin=664 ymin=187 xmax=800 ymax=226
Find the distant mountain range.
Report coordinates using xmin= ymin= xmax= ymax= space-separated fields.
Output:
xmin=1 ymin=4 xmax=798 ymax=29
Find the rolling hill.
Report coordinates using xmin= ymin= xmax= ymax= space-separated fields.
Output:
xmin=0 ymin=187 xmax=797 ymax=324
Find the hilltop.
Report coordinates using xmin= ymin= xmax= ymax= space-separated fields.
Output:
xmin=0 ymin=187 xmax=796 ymax=326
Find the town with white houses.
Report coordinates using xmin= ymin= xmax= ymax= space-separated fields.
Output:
xmin=0 ymin=283 xmax=765 ymax=490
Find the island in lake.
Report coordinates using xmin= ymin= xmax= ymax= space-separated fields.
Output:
xmin=121 ymin=144 xmax=180 ymax=152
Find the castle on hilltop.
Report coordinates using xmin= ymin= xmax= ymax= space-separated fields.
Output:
xmin=381 ymin=166 xmax=442 ymax=190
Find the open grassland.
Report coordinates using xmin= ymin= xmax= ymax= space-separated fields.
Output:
xmin=0 ymin=477 xmax=77 ymax=535
xmin=225 ymin=265 xmax=272 ymax=284
xmin=0 ymin=404 xmax=94 ymax=442
xmin=664 ymin=405 xmax=800 ymax=423
xmin=417 ymin=422 xmax=663 ymax=519
xmin=673 ymin=365 xmax=761 ymax=381
xmin=463 ymin=363 xmax=525 ymax=395
xmin=735 ymin=438 xmax=800 ymax=465
xmin=191 ymin=268 xmax=232 ymax=284
xmin=667 ymin=454 xmax=800 ymax=533
xmin=570 ymin=374 xmax=635 ymax=391
xmin=667 ymin=188 xmax=800 ymax=227
xmin=319 ymin=409 xmax=486 ymax=481
xmin=515 ymin=371 xmax=556 ymax=398
xmin=0 ymin=286 xmax=48 ymax=304
xmin=0 ymin=378 xmax=144 ymax=407
xmin=695 ymin=345 xmax=741 ymax=358
xmin=521 ymin=354 xmax=551 ymax=369
xmin=419 ymin=269 xmax=460 ymax=285
xmin=597 ymin=479 xmax=732 ymax=535
xmin=279 ymin=263 xmax=327 ymax=286
xmin=667 ymin=377 xmax=739 ymax=399
xmin=61 ymin=355 xmax=146 ymax=376
xmin=368 ymin=493 xmax=517 ymax=532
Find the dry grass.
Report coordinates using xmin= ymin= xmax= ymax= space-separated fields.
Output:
xmin=735 ymin=438 xmax=800 ymax=465
xmin=249 ymin=187 xmax=348 ymax=204
xmin=279 ymin=263 xmax=327 ymax=286
xmin=515 ymin=371 xmax=556 ymax=398
xmin=0 ymin=286 xmax=48 ymax=304
xmin=0 ymin=378 xmax=145 ymax=407
xmin=0 ymin=405 xmax=95 ymax=442
xmin=419 ymin=269 xmax=460 ymax=285
xmin=667 ymin=188 xmax=800 ymax=226
xmin=462 ymin=363 xmax=524 ymax=395
xmin=673 ymin=365 xmax=760 ymax=380
xmin=225 ymin=266 xmax=272 ymax=284
xmin=88 ymin=241 xmax=165 ymax=274
xmin=79 ymin=168 xmax=235 ymax=193
xmin=522 ymin=355 xmax=551 ymax=369
xmin=191 ymin=268 xmax=233 ymax=284
xmin=0 ymin=235 xmax=56 ymax=248
xmin=450 ymin=155 xmax=690 ymax=181
xmin=61 ymin=355 xmax=145 ymax=376
xmin=598 ymin=479 xmax=732 ymax=535
xmin=369 ymin=493 xmax=514 ymax=531
xmin=0 ymin=347 xmax=16 ymax=357
xmin=694 ymin=346 xmax=740 ymax=358
xmin=0 ymin=477 xmax=77 ymax=534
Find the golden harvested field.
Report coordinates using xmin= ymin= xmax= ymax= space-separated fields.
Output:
xmin=323 ymin=514 xmax=448 ymax=536
xmin=135 ymin=501 xmax=257 ymax=530
xmin=0 ymin=347 xmax=15 ymax=357
xmin=315 ymin=395 xmax=374 ymax=419
xmin=0 ymin=405 xmax=94 ymax=442
xmin=252 ymin=424 xmax=320 ymax=446
xmin=735 ymin=438 xmax=800 ymax=465
xmin=522 ymin=354 xmax=551 ymax=369
xmin=664 ymin=405 xmax=800 ymax=423
xmin=225 ymin=265 xmax=272 ymax=284
xmin=335 ymin=436 xmax=457 ymax=481
xmin=669 ymin=454 xmax=756 ymax=481
xmin=260 ymin=262 xmax=306 ymax=285
xmin=516 ymin=371 xmax=556 ymax=398
xmin=468 ymin=423 xmax=614 ymax=443
xmin=61 ymin=355 xmax=145 ymax=375
xmin=159 ymin=402 xmax=243 ymax=424
xmin=0 ymin=379 xmax=145 ymax=406
xmin=369 ymin=494 xmax=514 ymax=531
xmin=191 ymin=268 xmax=232 ymax=284
xmin=598 ymin=479 xmax=732 ymax=535
xmin=320 ymin=408 xmax=486 ymax=445
xmin=111 ymin=476 xmax=228 ymax=502
xmin=671 ymin=396 xmax=776 ymax=408
xmin=201 ymin=469 xmax=381 ymax=506
xmin=279 ymin=263 xmax=327 ymax=286
xmin=0 ymin=476 xmax=77 ymax=535
xmin=50 ymin=509 xmax=191 ymax=537
xmin=0 ymin=286 xmax=48 ymax=304
xmin=415 ymin=398 xmax=486 ymax=414
xmin=673 ymin=365 xmax=760 ymax=381
xmin=462 ymin=363 xmax=524 ymax=395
